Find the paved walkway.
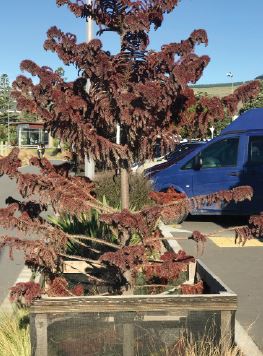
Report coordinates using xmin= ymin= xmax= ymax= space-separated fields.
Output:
xmin=166 ymin=221 xmax=263 ymax=354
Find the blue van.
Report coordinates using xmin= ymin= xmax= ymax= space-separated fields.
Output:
xmin=152 ymin=108 xmax=263 ymax=217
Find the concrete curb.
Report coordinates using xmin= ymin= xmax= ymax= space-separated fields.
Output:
xmin=159 ymin=222 xmax=182 ymax=252
xmin=0 ymin=265 xmax=32 ymax=312
xmin=159 ymin=222 xmax=263 ymax=356
xmin=235 ymin=320 xmax=263 ymax=356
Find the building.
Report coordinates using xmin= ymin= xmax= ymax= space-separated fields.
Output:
xmin=10 ymin=122 xmax=53 ymax=147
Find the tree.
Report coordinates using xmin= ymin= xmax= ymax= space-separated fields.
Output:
xmin=0 ymin=1 xmax=261 ymax=300
xmin=0 ymin=74 xmax=18 ymax=125
xmin=240 ymin=80 xmax=263 ymax=113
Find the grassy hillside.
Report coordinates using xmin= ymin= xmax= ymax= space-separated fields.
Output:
xmin=192 ymin=83 xmax=241 ymax=97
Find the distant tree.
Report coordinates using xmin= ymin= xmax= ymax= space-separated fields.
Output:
xmin=55 ymin=67 xmax=65 ymax=77
xmin=240 ymin=80 xmax=263 ymax=113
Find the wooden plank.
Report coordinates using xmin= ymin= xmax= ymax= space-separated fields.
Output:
xmin=34 ymin=314 xmax=48 ymax=356
xmin=63 ymin=260 xmax=89 ymax=274
xmin=196 ymin=260 xmax=236 ymax=294
xmin=30 ymin=294 xmax=237 ymax=314
xmin=123 ymin=324 xmax=135 ymax=356
xmin=221 ymin=310 xmax=235 ymax=348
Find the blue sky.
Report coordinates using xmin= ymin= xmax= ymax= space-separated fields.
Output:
xmin=1 ymin=0 xmax=263 ymax=85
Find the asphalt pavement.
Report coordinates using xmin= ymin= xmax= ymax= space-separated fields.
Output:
xmin=0 ymin=161 xmax=62 ymax=306
xmin=170 ymin=215 xmax=263 ymax=352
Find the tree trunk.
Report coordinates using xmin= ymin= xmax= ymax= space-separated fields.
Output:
xmin=121 ymin=168 xmax=129 ymax=210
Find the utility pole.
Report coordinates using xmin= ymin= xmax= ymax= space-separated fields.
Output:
xmin=116 ymin=122 xmax=129 ymax=210
xmin=84 ymin=0 xmax=95 ymax=179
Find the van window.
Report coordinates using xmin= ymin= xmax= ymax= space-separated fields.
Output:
xmin=248 ymin=136 xmax=263 ymax=164
xmin=182 ymin=138 xmax=239 ymax=170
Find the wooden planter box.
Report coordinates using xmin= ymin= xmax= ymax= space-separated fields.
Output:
xmin=30 ymin=260 xmax=237 ymax=356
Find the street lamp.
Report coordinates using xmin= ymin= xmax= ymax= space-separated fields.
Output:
xmin=226 ymin=72 xmax=234 ymax=94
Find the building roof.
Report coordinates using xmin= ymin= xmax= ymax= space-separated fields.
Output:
xmin=9 ymin=122 xmax=44 ymax=129
xmin=221 ymin=108 xmax=263 ymax=135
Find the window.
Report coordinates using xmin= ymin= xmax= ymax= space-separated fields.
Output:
xmin=20 ymin=128 xmax=49 ymax=146
xmin=182 ymin=138 xmax=239 ymax=170
xmin=248 ymin=136 xmax=263 ymax=164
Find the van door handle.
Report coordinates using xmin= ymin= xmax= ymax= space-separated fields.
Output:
xmin=228 ymin=172 xmax=239 ymax=177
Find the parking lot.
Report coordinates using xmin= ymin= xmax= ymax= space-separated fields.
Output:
xmin=171 ymin=215 xmax=263 ymax=352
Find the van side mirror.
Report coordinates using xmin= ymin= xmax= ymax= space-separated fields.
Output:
xmin=193 ymin=155 xmax=202 ymax=170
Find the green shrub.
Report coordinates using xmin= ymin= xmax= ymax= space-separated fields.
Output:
xmin=95 ymin=171 xmax=153 ymax=210
xmin=49 ymin=209 xmax=117 ymax=256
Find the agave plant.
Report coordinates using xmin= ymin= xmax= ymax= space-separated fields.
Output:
xmin=49 ymin=196 xmax=118 ymax=256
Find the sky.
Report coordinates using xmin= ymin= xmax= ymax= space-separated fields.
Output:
xmin=1 ymin=0 xmax=263 ymax=85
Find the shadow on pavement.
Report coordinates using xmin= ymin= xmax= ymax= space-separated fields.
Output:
xmin=185 ymin=214 xmax=249 ymax=229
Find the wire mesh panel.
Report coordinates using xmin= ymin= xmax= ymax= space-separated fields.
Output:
xmin=31 ymin=310 xmax=227 ymax=356
xmin=30 ymin=261 xmax=237 ymax=356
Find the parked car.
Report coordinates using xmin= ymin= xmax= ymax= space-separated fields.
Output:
xmin=144 ymin=141 xmax=205 ymax=178
xmin=152 ymin=108 xmax=263 ymax=220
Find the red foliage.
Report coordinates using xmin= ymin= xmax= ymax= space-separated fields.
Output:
xmin=143 ymin=229 xmax=162 ymax=253
xmin=143 ymin=250 xmax=195 ymax=283
xmin=12 ymin=1 xmax=259 ymax=168
xmin=149 ymin=188 xmax=186 ymax=205
xmin=192 ymin=186 xmax=253 ymax=209
xmin=0 ymin=0 xmax=260 ymax=298
xmin=149 ymin=186 xmax=253 ymax=225
xmin=235 ymin=213 xmax=263 ymax=245
xmin=181 ymin=280 xmax=204 ymax=295
xmin=100 ymin=245 xmax=147 ymax=272
xmin=100 ymin=207 xmax=162 ymax=241
xmin=46 ymin=277 xmax=84 ymax=297
xmin=0 ymin=203 xmax=68 ymax=253
xmin=190 ymin=231 xmax=207 ymax=244
xmin=0 ymin=148 xmax=21 ymax=177
xmin=9 ymin=282 xmax=42 ymax=306
xmin=0 ymin=236 xmax=63 ymax=272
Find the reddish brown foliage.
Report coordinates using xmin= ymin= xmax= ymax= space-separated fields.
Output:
xmin=148 ymin=186 xmax=253 ymax=225
xmin=144 ymin=250 xmax=194 ymax=283
xmin=192 ymin=186 xmax=253 ymax=209
xmin=181 ymin=280 xmax=204 ymax=295
xmin=46 ymin=277 xmax=84 ymax=297
xmin=235 ymin=213 xmax=263 ymax=246
xmin=0 ymin=236 xmax=63 ymax=272
xmin=189 ymin=230 xmax=207 ymax=256
xmin=1 ymin=1 xmax=260 ymax=299
xmin=190 ymin=231 xmax=207 ymax=244
xmin=149 ymin=188 xmax=186 ymax=205
xmin=12 ymin=1 xmax=259 ymax=168
xmin=100 ymin=206 xmax=161 ymax=241
xmin=100 ymin=245 xmax=147 ymax=272
xmin=1 ymin=150 xmax=99 ymax=216
xmin=143 ymin=229 xmax=162 ymax=253
xmin=0 ymin=202 xmax=69 ymax=254
xmin=9 ymin=282 xmax=42 ymax=306
xmin=0 ymin=148 xmax=21 ymax=177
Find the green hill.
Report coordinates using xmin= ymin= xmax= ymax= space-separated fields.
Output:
xmin=191 ymin=82 xmax=242 ymax=97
